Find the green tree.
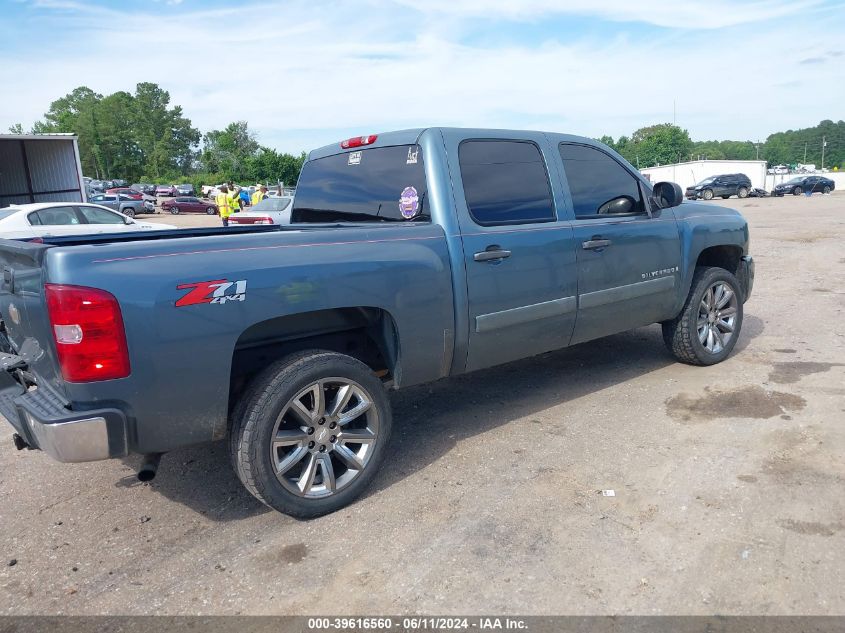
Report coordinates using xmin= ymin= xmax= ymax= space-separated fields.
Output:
xmin=8 ymin=123 xmax=24 ymax=134
xmin=201 ymin=121 xmax=260 ymax=181
xmin=31 ymin=83 xmax=200 ymax=180
xmin=622 ymin=123 xmax=693 ymax=167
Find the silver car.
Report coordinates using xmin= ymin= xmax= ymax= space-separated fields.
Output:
xmin=87 ymin=193 xmax=155 ymax=218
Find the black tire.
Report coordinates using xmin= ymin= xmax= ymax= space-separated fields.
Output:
xmin=737 ymin=186 xmax=749 ymax=198
xmin=793 ymin=186 xmax=802 ymax=196
xmin=206 ymin=207 xmax=216 ymax=215
xmin=229 ymin=350 xmax=392 ymax=518
xmin=702 ymin=189 xmax=714 ymax=200
xmin=823 ymin=185 xmax=831 ymax=195
xmin=662 ymin=266 xmax=744 ymax=366
xmin=122 ymin=207 xmax=135 ymax=218
xmin=170 ymin=206 xmax=180 ymax=215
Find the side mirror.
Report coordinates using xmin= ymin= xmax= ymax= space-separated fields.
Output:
xmin=652 ymin=181 xmax=683 ymax=209
xmin=597 ymin=195 xmax=635 ymax=215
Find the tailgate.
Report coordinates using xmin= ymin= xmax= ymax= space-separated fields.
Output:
xmin=0 ymin=239 xmax=65 ymax=391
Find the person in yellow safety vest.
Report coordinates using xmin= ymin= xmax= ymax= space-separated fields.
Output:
xmin=229 ymin=186 xmax=242 ymax=214
xmin=251 ymin=185 xmax=268 ymax=206
xmin=216 ymin=185 xmax=233 ymax=226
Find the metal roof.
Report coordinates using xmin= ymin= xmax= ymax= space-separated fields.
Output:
xmin=0 ymin=134 xmax=77 ymax=141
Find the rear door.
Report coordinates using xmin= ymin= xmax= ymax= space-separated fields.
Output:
xmin=558 ymin=143 xmax=682 ymax=345
xmin=445 ymin=133 xmax=578 ymax=373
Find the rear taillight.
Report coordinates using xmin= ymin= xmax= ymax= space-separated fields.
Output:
xmin=341 ymin=135 xmax=377 ymax=149
xmin=254 ymin=217 xmax=273 ymax=224
xmin=45 ymin=284 xmax=130 ymax=382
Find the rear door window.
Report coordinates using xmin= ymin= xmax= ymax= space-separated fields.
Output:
xmin=29 ymin=206 xmax=80 ymax=226
xmin=458 ymin=140 xmax=555 ymax=226
xmin=292 ymin=145 xmax=428 ymax=223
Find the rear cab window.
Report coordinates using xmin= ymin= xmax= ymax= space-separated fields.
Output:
xmin=291 ymin=144 xmax=428 ymax=223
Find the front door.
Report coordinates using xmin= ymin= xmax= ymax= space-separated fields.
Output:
xmin=447 ymin=134 xmax=578 ymax=373
xmin=557 ymin=143 xmax=682 ymax=345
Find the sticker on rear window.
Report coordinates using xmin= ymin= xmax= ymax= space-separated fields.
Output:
xmin=348 ymin=151 xmax=362 ymax=166
xmin=399 ymin=186 xmax=420 ymax=219
xmin=406 ymin=147 xmax=418 ymax=165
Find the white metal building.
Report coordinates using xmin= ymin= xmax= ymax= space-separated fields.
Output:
xmin=0 ymin=134 xmax=86 ymax=208
xmin=641 ymin=160 xmax=768 ymax=191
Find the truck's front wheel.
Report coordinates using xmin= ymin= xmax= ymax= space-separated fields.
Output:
xmin=229 ymin=350 xmax=392 ymax=518
xmin=662 ymin=266 xmax=744 ymax=366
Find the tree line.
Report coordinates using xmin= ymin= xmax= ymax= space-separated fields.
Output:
xmin=600 ymin=120 xmax=844 ymax=170
xmin=10 ymin=84 xmax=844 ymax=183
xmin=11 ymin=83 xmax=305 ymax=191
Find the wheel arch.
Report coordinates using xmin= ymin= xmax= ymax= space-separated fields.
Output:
xmin=228 ymin=306 xmax=401 ymax=423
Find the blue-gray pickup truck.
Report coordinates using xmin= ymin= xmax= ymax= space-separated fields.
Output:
xmin=0 ymin=128 xmax=754 ymax=517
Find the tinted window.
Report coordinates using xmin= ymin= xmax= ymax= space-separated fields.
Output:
xmin=78 ymin=206 xmax=124 ymax=224
xmin=31 ymin=206 xmax=80 ymax=226
xmin=559 ymin=144 xmax=645 ymax=217
xmin=459 ymin=140 xmax=555 ymax=226
xmin=291 ymin=145 xmax=427 ymax=223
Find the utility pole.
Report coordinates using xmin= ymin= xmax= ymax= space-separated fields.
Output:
xmin=756 ymin=142 xmax=760 ymax=160
xmin=803 ymin=142 xmax=807 ymax=163
xmin=821 ymin=136 xmax=826 ymax=170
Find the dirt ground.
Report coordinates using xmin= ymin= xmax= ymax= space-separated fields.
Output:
xmin=1 ymin=193 xmax=843 ymax=615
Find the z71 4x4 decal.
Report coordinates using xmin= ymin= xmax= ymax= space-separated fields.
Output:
xmin=175 ymin=279 xmax=247 ymax=307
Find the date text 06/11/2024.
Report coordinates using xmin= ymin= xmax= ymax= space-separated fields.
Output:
xmin=306 ymin=617 xmax=528 ymax=630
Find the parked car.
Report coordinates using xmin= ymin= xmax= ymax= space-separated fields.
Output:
xmin=685 ymin=174 xmax=752 ymax=200
xmin=131 ymin=183 xmax=157 ymax=196
xmin=0 ymin=127 xmax=754 ymax=518
xmin=767 ymin=165 xmax=788 ymax=175
xmin=771 ymin=176 xmax=835 ymax=196
xmin=0 ymin=203 xmax=174 ymax=239
xmin=228 ymin=196 xmax=294 ymax=225
xmin=112 ymin=179 xmax=128 ymax=188
xmin=88 ymin=193 xmax=154 ymax=217
xmin=155 ymin=184 xmax=178 ymax=197
xmin=88 ymin=180 xmax=106 ymax=193
xmin=161 ymin=197 xmax=218 ymax=215
xmin=175 ymin=184 xmax=195 ymax=196
xmin=106 ymin=187 xmax=143 ymax=200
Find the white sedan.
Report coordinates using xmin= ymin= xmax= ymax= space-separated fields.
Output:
xmin=0 ymin=203 xmax=176 ymax=240
xmin=227 ymin=196 xmax=294 ymax=226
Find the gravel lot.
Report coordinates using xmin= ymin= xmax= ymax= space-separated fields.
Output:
xmin=1 ymin=193 xmax=844 ymax=615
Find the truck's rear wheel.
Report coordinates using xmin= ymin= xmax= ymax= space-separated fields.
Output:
xmin=229 ymin=350 xmax=392 ymax=518
xmin=662 ymin=266 xmax=744 ymax=366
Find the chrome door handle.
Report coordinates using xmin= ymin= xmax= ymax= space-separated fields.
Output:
xmin=474 ymin=248 xmax=512 ymax=262
xmin=582 ymin=239 xmax=611 ymax=250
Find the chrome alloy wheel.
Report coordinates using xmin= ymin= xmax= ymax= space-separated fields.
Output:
xmin=269 ymin=378 xmax=379 ymax=498
xmin=698 ymin=281 xmax=738 ymax=354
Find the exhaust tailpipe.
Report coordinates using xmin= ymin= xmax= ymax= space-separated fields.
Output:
xmin=138 ymin=453 xmax=163 ymax=482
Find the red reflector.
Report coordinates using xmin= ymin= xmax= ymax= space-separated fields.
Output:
xmin=340 ymin=135 xmax=377 ymax=149
xmin=45 ymin=284 xmax=130 ymax=382
xmin=28 ymin=237 xmax=44 ymax=244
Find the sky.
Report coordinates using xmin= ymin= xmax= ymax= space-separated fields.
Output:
xmin=2 ymin=0 xmax=844 ymax=154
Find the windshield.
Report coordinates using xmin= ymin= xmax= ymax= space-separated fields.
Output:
xmin=291 ymin=144 xmax=428 ymax=223
xmin=0 ymin=210 xmax=17 ymax=221
xmin=695 ymin=177 xmax=716 ymax=186
xmin=784 ymin=177 xmax=803 ymax=185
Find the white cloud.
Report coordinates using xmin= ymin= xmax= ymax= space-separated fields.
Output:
xmin=2 ymin=0 xmax=843 ymax=153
